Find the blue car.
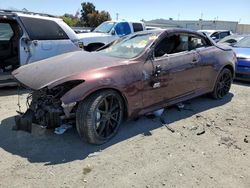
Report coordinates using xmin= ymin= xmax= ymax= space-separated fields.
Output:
xmin=232 ymin=36 xmax=250 ymax=81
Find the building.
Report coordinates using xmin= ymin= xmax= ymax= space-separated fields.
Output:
xmin=145 ymin=19 xmax=250 ymax=34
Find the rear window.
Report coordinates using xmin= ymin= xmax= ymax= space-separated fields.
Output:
xmin=20 ymin=17 xmax=69 ymax=40
xmin=132 ymin=23 xmax=143 ymax=32
xmin=0 ymin=23 xmax=13 ymax=41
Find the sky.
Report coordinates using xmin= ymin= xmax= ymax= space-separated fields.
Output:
xmin=0 ymin=0 xmax=250 ymax=24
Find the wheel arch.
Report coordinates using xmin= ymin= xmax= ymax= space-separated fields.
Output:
xmin=211 ymin=63 xmax=235 ymax=93
xmin=85 ymin=42 xmax=105 ymax=51
xmin=79 ymin=87 xmax=129 ymax=119
xmin=223 ymin=64 xmax=235 ymax=78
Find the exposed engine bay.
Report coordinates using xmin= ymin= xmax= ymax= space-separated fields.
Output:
xmin=14 ymin=81 xmax=82 ymax=132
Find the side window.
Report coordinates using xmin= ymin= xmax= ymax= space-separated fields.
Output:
xmin=154 ymin=34 xmax=188 ymax=58
xmin=132 ymin=23 xmax=143 ymax=32
xmin=114 ymin=22 xmax=131 ymax=37
xmin=220 ymin=32 xmax=229 ymax=39
xmin=20 ymin=17 xmax=69 ymax=40
xmin=0 ymin=23 xmax=13 ymax=41
xmin=189 ymin=35 xmax=208 ymax=50
xmin=211 ymin=32 xmax=219 ymax=39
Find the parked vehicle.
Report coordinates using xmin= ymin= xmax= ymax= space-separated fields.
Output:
xmin=77 ymin=20 xmax=146 ymax=51
xmin=232 ymin=35 xmax=250 ymax=81
xmin=72 ymin=27 xmax=92 ymax=34
xmin=13 ymin=29 xmax=235 ymax=144
xmin=198 ymin=30 xmax=232 ymax=42
xmin=146 ymin=26 xmax=162 ymax=30
xmin=218 ymin=34 xmax=246 ymax=46
xmin=0 ymin=9 xmax=82 ymax=87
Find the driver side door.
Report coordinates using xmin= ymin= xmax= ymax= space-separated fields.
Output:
xmin=142 ymin=33 xmax=201 ymax=109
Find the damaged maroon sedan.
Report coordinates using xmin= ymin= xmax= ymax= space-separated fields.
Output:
xmin=13 ymin=29 xmax=236 ymax=144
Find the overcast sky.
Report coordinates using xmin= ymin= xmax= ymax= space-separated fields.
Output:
xmin=1 ymin=0 xmax=250 ymax=24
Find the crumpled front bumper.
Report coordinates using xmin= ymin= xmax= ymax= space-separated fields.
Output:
xmin=13 ymin=109 xmax=35 ymax=133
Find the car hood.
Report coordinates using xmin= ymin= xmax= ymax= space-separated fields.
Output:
xmin=12 ymin=51 xmax=124 ymax=90
xmin=77 ymin=32 xmax=111 ymax=39
xmin=233 ymin=47 xmax=250 ymax=59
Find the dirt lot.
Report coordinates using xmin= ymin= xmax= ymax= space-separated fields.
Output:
xmin=0 ymin=82 xmax=250 ymax=188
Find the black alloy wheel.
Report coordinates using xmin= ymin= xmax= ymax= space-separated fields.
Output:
xmin=212 ymin=68 xmax=232 ymax=99
xmin=76 ymin=90 xmax=124 ymax=144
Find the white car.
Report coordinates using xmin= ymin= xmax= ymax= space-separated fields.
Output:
xmin=197 ymin=29 xmax=233 ymax=42
xmin=0 ymin=9 xmax=82 ymax=87
xmin=77 ymin=21 xmax=146 ymax=51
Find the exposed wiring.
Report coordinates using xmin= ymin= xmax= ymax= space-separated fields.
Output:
xmin=17 ymin=85 xmax=21 ymax=112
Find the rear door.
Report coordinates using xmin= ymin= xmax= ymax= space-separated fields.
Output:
xmin=19 ymin=16 xmax=78 ymax=64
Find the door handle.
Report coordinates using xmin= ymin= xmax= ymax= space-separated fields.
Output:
xmin=32 ymin=40 xmax=38 ymax=46
xmin=191 ymin=54 xmax=199 ymax=64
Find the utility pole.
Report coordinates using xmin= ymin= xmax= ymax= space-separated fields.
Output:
xmin=200 ymin=13 xmax=203 ymax=30
xmin=116 ymin=13 xmax=119 ymax=21
xmin=200 ymin=13 xmax=203 ymax=20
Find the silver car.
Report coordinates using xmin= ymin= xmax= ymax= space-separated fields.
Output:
xmin=0 ymin=9 xmax=82 ymax=87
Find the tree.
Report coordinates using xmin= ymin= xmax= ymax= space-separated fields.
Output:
xmin=80 ymin=2 xmax=111 ymax=27
xmin=61 ymin=14 xmax=78 ymax=27
xmin=80 ymin=2 xmax=97 ymax=26
xmin=87 ymin=11 xmax=111 ymax=28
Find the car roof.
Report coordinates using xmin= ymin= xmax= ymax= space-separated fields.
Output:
xmin=141 ymin=28 xmax=206 ymax=35
xmin=198 ymin=29 xmax=230 ymax=32
xmin=104 ymin=20 xmax=145 ymax=24
xmin=127 ymin=28 xmax=208 ymax=40
xmin=0 ymin=9 xmax=60 ymax=21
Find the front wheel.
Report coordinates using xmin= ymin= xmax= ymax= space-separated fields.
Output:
xmin=76 ymin=90 xmax=124 ymax=144
xmin=211 ymin=68 xmax=232 ymax=99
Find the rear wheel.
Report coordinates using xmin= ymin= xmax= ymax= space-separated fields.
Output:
xmin=76 ymin=90 xmax=124 ymax=144
xmin=211 ymin=68 xmax=232 ymax=99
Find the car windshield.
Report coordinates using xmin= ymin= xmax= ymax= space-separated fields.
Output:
xmin=234 ymin=36 xmax=250 ymax=48
xmin=98 ymin=32 xmax=159 ymax=59
xmin=93 ymin=22 xmax=115 ymax=33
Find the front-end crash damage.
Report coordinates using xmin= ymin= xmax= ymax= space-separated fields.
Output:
xmin=14 ymin=80 xmax=84 ymax=132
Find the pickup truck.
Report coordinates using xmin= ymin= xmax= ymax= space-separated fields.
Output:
xmin=77 ymin=21 xmax=146 ymax=51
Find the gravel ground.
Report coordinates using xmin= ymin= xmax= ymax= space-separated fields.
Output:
xmin=0 ymin=82 xmax=250 ymax=188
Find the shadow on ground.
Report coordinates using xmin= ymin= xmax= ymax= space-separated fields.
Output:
xmin=233 ymin=80 xmax=250 ymax=87
xmin=0 ymin=93 xmax=233 ymax=165
xmin=0 ymin=87 xmax=29 ymax=97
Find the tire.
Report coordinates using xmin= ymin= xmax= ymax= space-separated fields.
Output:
xmin=211 ymin=68 xmax=232 ymax=99
xmin=76 ymin=90 xmax=124 ymax=144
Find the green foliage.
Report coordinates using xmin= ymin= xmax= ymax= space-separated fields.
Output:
xmin=62 ymin=2 xmax=111 ymax=28
xmin=61 ymin=14 xmax=80 ymax=27
xmin=80 ymin=2 xmax=111 ymax=27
